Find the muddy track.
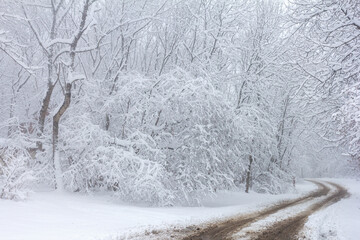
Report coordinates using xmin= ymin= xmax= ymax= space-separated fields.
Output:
xmin=252 ymin=181 xmax=349 ymax=240
xmin=181 ymin=180 xmax=348 ymax=240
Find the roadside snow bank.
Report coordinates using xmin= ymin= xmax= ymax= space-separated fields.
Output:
xmin=0 ymin=180 xmax=316 ymax=240
xmin=301 ymin=178 xmax=360 ymax=240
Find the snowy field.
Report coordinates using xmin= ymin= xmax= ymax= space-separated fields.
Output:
xmin=0 ymin=180 xmax=316 ymax=240
xmin=0 ymin=179 xmax=358 ymax=240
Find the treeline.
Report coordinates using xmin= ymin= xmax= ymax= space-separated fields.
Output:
xmin=0 ymin=0 xmax=358 ymax=204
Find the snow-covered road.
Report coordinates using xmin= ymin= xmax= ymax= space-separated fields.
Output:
xmin=0 ymin=179 xmax=359 ymax=240
xmin=299 ymin=179 xmax=360 ymax=240
xmin=148 ymin=180 xmax=347 ymax=240
xmin=232 ymin=181 xmax=348 ymax=240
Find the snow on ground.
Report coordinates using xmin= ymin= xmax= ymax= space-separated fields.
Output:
xmin=300 ymin=178 xmax=360 ymax=240
xmin=0 ymin=180 xmax=316 ymax=240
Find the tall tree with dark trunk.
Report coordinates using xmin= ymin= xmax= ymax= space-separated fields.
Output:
xmin=22 ymin=0 xmax=72 ymax=151
xmin=52 ymin=0 xmax=94 ymax=189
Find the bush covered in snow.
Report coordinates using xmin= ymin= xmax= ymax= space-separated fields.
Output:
xmin=0 ymin=119 xmax=35 ymax=200
xmin=60 ymin=114 xmax=173 ymax=206
xmin=55 ymin=71 xmax=239 ymax=205
xmin=49 ymin=68 xmax=295 ymax=205
xmin=334 ymin=82 xmax=360 ymax=171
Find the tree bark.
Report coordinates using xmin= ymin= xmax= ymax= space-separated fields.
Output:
xmin=245 ymin=155 xmax=253 ymax=193
xmin=51 ymin=0 xmax=92 ymax=190
xmin=37 ymin=82 xmax=55 ymax=150
xmin=52 ymin=83 xmax=72 ymax=189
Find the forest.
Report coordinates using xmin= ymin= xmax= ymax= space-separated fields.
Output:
xmin=0 ymin=0 xmax=359 ymax=206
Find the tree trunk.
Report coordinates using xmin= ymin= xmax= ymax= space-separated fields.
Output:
xmin=105 ymin=113 xmax=110 ymax=131
xmin=51 ymin=0 xmax=92 ymax=189
xmin=245 ymin=155 xmax=253 ymax=193
xmin=37 ymin=82 xmax=55 ymax=151
xmin=52 ymin=83 xmax=72 ymax=190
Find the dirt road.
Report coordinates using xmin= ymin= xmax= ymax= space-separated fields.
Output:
xmin=181 ymin=180 xmax=348 ymax=240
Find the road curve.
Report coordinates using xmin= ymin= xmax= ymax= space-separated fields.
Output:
xmin=181 ymin=180 xmax=348 ymax=240
xmin=250 ymin=181 xmax=348 ymax=240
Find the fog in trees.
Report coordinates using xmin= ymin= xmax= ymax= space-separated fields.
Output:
xmin=0 ymin=0 xmax=358 ymax=205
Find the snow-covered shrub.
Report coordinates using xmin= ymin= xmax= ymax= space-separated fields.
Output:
xmin=252 ymin=169 xmax=293 ymax=194
xmin=233 ymin=99 xmax=294 ymax=194
xmin=96 ymin=145 xmax=173 ymax=205
xmin=56 ymin=69 xmax=244 ymax=206
xmin=113 ymin=69 xmax=241 ymax=204
xmin=150 ymin=71 xmax=239 ymax=204
xmin=50 ymin=65 xmax=296 ymax=205
xmin=60 ymin=114 xmax=173 ymax=206
xmin=0 ymin=119 xmax=35 ymax=200
xmin=334 ymin=82 xmax=360 ymax=170
xmin=0 ymin=145 xmax=34 ymax=200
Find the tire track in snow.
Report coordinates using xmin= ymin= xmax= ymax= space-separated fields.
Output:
xmin=243 ymin=181 xmax=349 ymax=240
xmin=180 ymin=180 xmax=347 ymax=240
